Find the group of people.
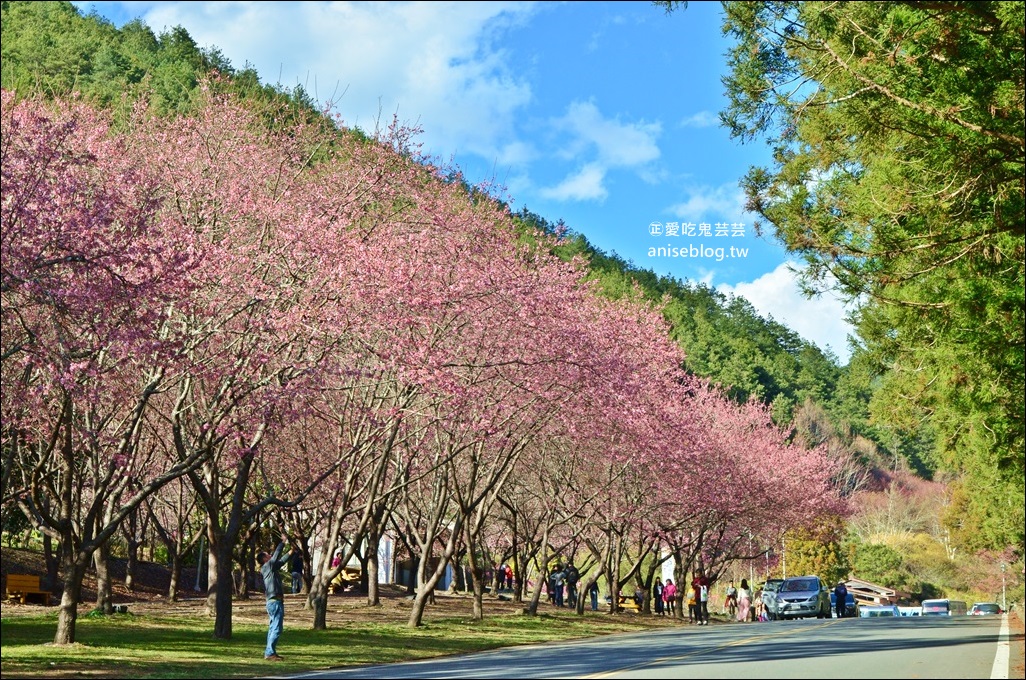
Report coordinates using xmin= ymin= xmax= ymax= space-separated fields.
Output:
xmin=679 ymin=569 xmax=711 ymax=624
xmin=720 ymin=578 xmax=771 ymax=622
xmin=652 ymin=573 xmax=773 ymax=624
xmin=547 ymin=562 xmax=581 ymax=608
xmin=649 ymin=570 xmax=713 ymax=623
xmin=496 ymin=563 xmax=515 ymax=590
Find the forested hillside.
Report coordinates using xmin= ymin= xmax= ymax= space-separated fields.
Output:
xmin=1 ymin=0 xmax=1020 ymax=638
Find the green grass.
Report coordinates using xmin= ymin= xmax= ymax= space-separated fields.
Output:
xmin=1 ymin=609 xmax=674 ymax=679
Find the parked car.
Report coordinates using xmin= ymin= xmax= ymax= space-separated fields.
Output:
xmin=859 ymin=604 xmax=901 ymax=617
xmin=773 ymin=576 xmax=831 ymax=620
xmin=969 ymin=602 xmax=1003 ymax=616
xmin=922 ymin=598 xmax=968 ymax=616
xmin=760 ymin=578 xmax=785 ymax=620
xmin=830 ymin=590 xmax=857 ymax=617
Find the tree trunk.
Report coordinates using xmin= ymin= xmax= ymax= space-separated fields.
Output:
xmin=308 ymin=526 xmax=341 ymax=630
xmin=407 ymin=526 xmax=465 ymax=628
xmin=465 ymin=526 xmax=485 ymax=620
xmin=43 ymin=534 xmax=59 ymax=591
xmin=366 ymin=527 xmax=381 ymax=607
xmin=53 ymin=553 xmax=89 ymax=644
xmin=525 ymin=561 xmax=545 ymax=616
xmin=309 ymin=578 xmax=330 ymax=630
xmin=210 ymin=540 xmax=235 ymax=639
xmin=608 ymin=529 xmax=629 ymax=613
xmin=673 ymin=551 xmax=686 ymax=620
xmin=168 ymin=550 xmax=182 ymax=601
xmin=124 ymin=510 xmax=141 ymax=592
xmin=93 ymin=541 xmax=114 ymax=615
xmin=235 ymin=536 xmax=252 ymax=599
xmin=406 ymin=564 xmax=440 ymax=627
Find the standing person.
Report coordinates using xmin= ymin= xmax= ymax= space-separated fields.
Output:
xmin=737 ymin=578 xmax=753 ymax=622
xmin=653 ymin=577 xmax=665 ymax=616
xmin=329 ymin=549 xmax=344 ymax=593
xmin=834 ymin=581 xmax=849 ymax=618
xmin=687 ymin=591 xmax=698 ymax=623
xmin=692 ymin=570 xmax=711 ymax=625
xmin=589 ymin=579 xmax=600 ymax=611
xmin=663 ymin=578 xmax=677 ymax=616
xmin=565 ymin=562 xmax=580 ymax=609
xmin=258 ymin=535 xmax=292 ymax=662
xmin=289 ymin=549 xmax=304 ymax=595
xmin=549 ymin=564 xmax=566 ymax=607
xmin=724 ymin=580 xmax=738 ymax=617
xmin=722 ymin=578 xmax=738 ymax=615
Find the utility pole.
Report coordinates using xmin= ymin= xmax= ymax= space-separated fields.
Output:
xmin=749 ymin=532 xmax=754 ymax=586
xmin=1001 ymin=563 xmax=1007 ymax=612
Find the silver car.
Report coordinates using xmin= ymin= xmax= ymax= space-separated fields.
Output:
xmin=773 ymin=576 xmax=831 ymax=620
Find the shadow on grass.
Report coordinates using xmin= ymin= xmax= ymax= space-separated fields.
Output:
xmin=1 ymin=609 xmax=665 ymax=679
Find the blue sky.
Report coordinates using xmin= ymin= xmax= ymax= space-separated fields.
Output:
xmin=71 ymin=1 xmax=856 ymax=363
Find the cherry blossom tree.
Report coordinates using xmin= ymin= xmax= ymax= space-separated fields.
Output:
xmin=1 ymin=91 xmax=202 ymax=644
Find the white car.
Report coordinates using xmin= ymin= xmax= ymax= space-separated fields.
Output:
xmin=969 ymin=602 xmax=1003 ymax=616
xmin=859 ymin=604 xmax=900 ymax=617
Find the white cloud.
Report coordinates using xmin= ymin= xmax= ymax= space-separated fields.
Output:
xmin=716 ymin=262 xmax=855 ymax=364
xmin=679 ymin=111 xmax=719 ymax=128
xmin=552 ymin=100 xmax=661 ymax=167
xmin=135 ymin=1 xmax=537 ymax=164
xmin=667 ymin=183 xmax=749 ymax=224
xmin=539 ymin=163 xmax=608 ymax=202
xmin=541 ymin=100 xmax=661 ymax=202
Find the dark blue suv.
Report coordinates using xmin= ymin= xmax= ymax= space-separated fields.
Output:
xmin=830 ymin=591 xmax=857 ymax=617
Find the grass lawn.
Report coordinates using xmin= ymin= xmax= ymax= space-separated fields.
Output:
xmin=1 ymin=607 xmax=675 ymax=679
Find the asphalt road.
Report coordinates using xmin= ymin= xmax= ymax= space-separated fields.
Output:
xmin=271 ymin=614 xmax=1016 ymax=680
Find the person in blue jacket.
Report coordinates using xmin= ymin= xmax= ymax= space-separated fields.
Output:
xmin=258 ymin=535 xmax=292 ymax=661
xmin=834 ymin=581 xmax=849 ymax=618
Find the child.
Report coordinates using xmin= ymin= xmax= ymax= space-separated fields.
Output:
xmin=688 ymin=594 xmax=698 ymax=623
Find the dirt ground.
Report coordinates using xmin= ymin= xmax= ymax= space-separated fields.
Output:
xmin=2 ymin=545 xmax=1023 ymax=678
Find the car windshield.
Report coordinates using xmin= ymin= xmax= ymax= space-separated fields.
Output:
xmin=762 ymin=580 xmax=783 ymax=592
xmin=782 ymin=579 xmax=818 ymax=593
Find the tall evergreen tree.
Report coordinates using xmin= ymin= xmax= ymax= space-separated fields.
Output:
xmin=658 ymin=0 xmax=1024 ymax=550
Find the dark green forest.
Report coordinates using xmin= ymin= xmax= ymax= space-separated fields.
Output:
xmin=1 ymin=0 xmax=1021 ymax=583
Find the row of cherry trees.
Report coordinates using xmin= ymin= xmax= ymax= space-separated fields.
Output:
xmin=0 ymin=87 xmax=846 ymax=645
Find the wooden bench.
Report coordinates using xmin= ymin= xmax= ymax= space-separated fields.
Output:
xmin=617 ymin=594 xmax=641 ymax=612
xmin=5 ymin=573 xmax=52 ymax=605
